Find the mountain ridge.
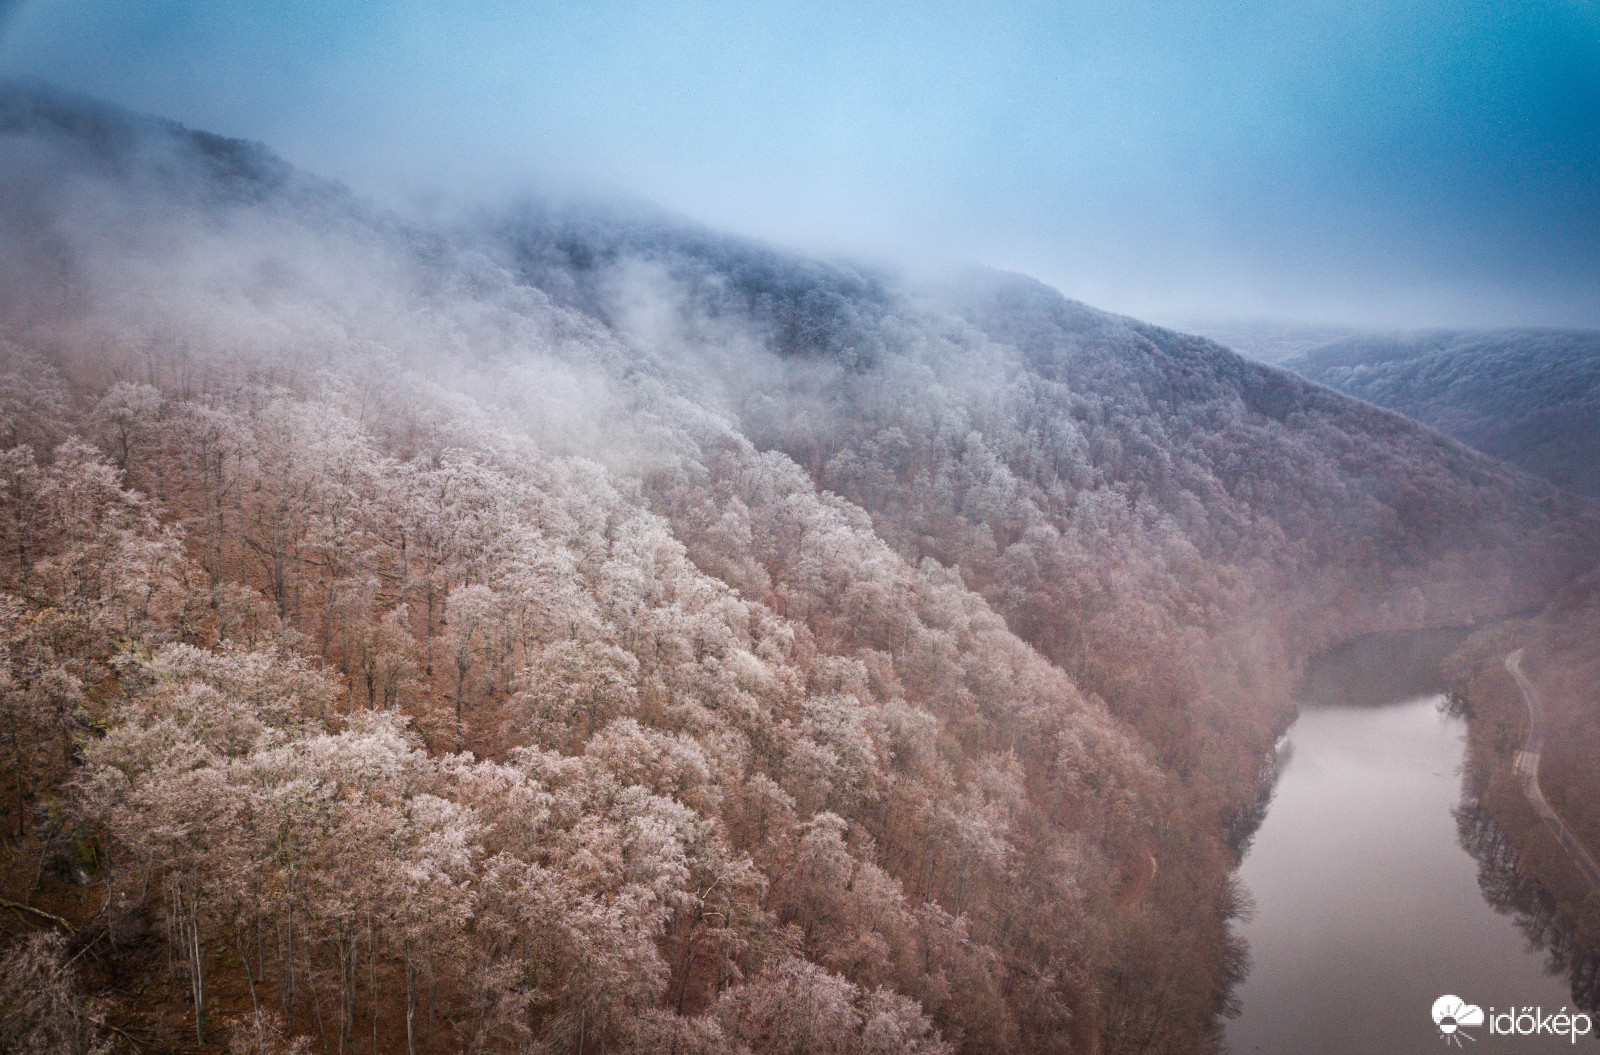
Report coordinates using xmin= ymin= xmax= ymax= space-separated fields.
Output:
xmin=0 ymin=82 xmax=1595 ymax=1055
xmin=1283 ymin=328 xmax=1600 ymax=501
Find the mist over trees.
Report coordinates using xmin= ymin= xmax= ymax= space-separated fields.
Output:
xmin=1 ymin=83 xmax=1597 ymax=1055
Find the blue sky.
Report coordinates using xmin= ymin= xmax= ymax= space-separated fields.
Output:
xmin=2 ymin=0 xmax=1598 ymax=326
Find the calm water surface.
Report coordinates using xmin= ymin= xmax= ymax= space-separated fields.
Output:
xmin=1227 ymin=695 xmax=1593 ymax=1054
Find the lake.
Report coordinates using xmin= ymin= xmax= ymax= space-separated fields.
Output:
xmin=1226 ymin=686 xmax=1594 ymax=1053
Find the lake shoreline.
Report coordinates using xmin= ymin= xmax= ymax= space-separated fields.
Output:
xmin=1225 ymin=661 xmax=1588 ymax=1054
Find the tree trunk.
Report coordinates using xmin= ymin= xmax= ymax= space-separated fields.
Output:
xmin=239 ymin=932 xmax=265 ymax=1051
xmin=405 ymin=949 xmax=416 ymax=1055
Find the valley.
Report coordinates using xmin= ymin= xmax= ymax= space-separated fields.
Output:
xmin=0 ymin=84 xmax=1597 ymax=1055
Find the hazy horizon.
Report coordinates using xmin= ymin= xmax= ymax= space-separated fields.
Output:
xmin=3 ymin=16 xmax=1600 ymax=1050
xmin=2 ymin=0 xmax=1597 ymax=330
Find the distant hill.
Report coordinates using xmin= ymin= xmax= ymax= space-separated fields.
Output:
xmin=1 ymin=82 xmax=1597 ymax=1055
xmin=1283 ymin=330 xmax=1600 ymax=501
xmin=1158 ymin=318 xmax=1360 ymax=365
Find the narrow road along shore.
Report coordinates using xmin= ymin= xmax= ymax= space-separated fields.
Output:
xmin=1505 ymin=648 xmax=1600 ymax=892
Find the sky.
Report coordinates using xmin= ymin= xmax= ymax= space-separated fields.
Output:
xmin=2 ymin=0 xmax=1598 ymax=328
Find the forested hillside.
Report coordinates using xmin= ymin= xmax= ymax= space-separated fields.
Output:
xmin=1283 ymin=330 xmax=1600 ymax=501
xmin=2 ymin=84 xmax=1596 ymax=1055
xmin=1444 ymin=566 xmax=1600 ymax=1015
xmin=1225 ymin=326 xmax=1600 ymax=977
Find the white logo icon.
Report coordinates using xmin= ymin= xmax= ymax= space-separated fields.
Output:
xmin=1433 ymin=995 xmax=1484 ymax=1046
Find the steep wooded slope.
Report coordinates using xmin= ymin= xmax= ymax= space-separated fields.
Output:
xmin=490 ymin=205 xmax=1594 ymax=782
xmin=0 ymin=84 xmax=1595 ymax=1055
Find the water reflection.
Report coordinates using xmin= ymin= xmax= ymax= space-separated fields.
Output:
xmin=1225 ymin=694 xmax=1590 ymax=1054
xmin=1295 ymin=626 xmax=1473 ymax=707
xmin=1456 ymin=797 xmax=1600 ymax=1015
